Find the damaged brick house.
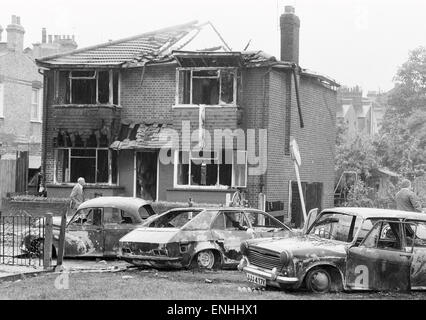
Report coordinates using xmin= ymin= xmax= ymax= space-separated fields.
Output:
xmin=37 ymin=6 xmax=338 ymax=226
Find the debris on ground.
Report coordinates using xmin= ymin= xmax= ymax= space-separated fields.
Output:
xmin=238 ymin=286 xmax=264 ymax=294
xmin=97 ymin=260 xmax=107 ymax=265
xmin=122 ymin=275 xmax=133 ymax=280
xmin=205 ymin=278 xmax=213 ymax=283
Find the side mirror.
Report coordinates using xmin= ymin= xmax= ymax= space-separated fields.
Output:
xmin=302 ymin=208 xmax=318 ymax=234
xmin=246 ymin=228 xmax=255 ymax=238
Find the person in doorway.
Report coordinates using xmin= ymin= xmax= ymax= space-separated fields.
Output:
xmin=395 ymin=179 xmax=424 ymax=213
xmin=70 ymin=177 xmax=86 ymax=211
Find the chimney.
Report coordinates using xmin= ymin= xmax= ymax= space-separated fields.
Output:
xmin=6 ymin=15 xmax=25 ymax=52
xmin=42 ymin=28 xmax=47 ymax=43
xmin=280 ymin=6 xmax=300 ymax=64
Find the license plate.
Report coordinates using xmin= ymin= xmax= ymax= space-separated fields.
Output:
xmin=246 ymin=273 xmax=266 ymax=287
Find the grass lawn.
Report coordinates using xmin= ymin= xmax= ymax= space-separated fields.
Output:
xmin=1 ymin=268 xmax=426 ymax=300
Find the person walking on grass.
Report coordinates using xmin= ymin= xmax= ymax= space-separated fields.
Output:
xmin=395 ymin=179 xmax=424 ymax=213
xmin=70 ymin=177 xmax=86 ymax=211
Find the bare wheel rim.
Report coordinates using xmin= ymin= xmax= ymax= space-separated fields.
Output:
xmin=30 ymin=238 xmax=44 ymax=256
xmin=308 ymin=269 xmax=331 ymax=293
xmin=197 ymin=250 xmax=215 ymax=269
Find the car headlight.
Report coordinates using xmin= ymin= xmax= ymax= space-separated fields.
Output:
xmin=237 ymin=257 xmax=248 ymax=271
xmin=280 ymin=250 xmax=293 ymax=266
xmin=240 ymin=241 xmax=249 ymax=256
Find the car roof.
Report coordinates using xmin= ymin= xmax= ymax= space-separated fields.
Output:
xmin=324 ymin=207 xmax=426 ymax=221
xmin=78 ymin=197 xmax=152 ymax=213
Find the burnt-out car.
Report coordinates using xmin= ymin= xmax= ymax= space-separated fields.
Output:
xmin=239 ymin=207 xmax=426 ymax=293
xmin=118 ymin=207 xmax=292 ymax=269
xmin=22 ymin=197 xmax=156 ymax=258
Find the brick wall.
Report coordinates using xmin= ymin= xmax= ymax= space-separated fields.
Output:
xmin=120 ymin=65 xmax=175 ymax=123
xmin=264 ymin=69 xmax=336 ymax=220
xmin=241 ymin=67 xmax=269 ymax=208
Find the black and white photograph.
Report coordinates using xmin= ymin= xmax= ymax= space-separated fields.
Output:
xmin=0 ymin=0 xmax=426 ymax=310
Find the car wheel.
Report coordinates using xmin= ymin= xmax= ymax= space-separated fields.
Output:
xmin=196 ymin=250 xmax=215 ymax=269
xmin=29 ymin=238 xmax=44 ymax=257
xmin=305 ymin=268 xmax=332 ymax=293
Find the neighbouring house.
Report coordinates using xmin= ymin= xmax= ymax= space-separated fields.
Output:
xmin=0 ymin=15 xmax=77 ymax=185
xmin=337 ymin=86 xmax=388 ymax=138
xmin=36 ymin=6 xmax=338 ymax=226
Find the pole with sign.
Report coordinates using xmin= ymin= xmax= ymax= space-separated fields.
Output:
xmin=290 ymin=136 xmax=307 ymax=222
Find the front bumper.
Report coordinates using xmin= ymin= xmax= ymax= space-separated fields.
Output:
xmin=242 ymin=265 xmax=299 ymax=288
xmin=119 ymin=253 xmax=184 ymax=268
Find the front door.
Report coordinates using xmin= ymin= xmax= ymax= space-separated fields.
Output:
xmin=210 ymin=211 xmax=251 ymax=263
xmin=136 ymin=151 xmax=158 ymax=201
xmin=65 ymin=207 xmax=104 ymax=257
xmin=346 ymin=220 xmax=411 ymax=291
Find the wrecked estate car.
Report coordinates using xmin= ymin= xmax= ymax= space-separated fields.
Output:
xmin=239 ymin=207 xmax=426 ymax=293
xmin=118 ymin=207 xmax=292 ymax=269
xmin=22 ymin=197 xmax=156 ymax=258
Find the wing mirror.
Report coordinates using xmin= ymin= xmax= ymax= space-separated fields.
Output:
xmin=246 ymin=228 xmax=255 ymax=238
xmin=302 ymin=208 xmax=318 ymax=234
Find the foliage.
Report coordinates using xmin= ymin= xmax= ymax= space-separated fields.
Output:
xmin=9 ymin=195 xmax=69 ymax=203
xmin=335 ymin=125 xmax=379 ymax=181
xmin=342 ymin=180 xmax=374 ymax=207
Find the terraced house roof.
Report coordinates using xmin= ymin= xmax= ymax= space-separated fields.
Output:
xmin=36 ymin=21 xmax=201 ymax=67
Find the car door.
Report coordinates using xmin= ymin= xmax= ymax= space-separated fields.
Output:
xmin=65 ymin=207 xmax=104 ymax=257
xmin=103 ymin=207 xmax=139 ymax=256
xmin=406 ymin=220 xmax=426 ymax=289
xmin=346 ymin=220 xmax=411 ymax=291
xmin=244 ymin=210 xmax=289 ymax=238
xmin=210 ymin=210 xmax=252 ymax=263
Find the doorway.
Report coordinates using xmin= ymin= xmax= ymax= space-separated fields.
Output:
xmin=136 ymin=151 xmax=158 ymax=201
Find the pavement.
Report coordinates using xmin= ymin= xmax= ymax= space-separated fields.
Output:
xmin=0 ymin=259 xmax=131 ymax=282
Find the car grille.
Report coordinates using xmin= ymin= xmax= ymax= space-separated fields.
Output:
xmin=122 ymin=242 xmax=169 ymax=256
xmin=247 ymin=247 xmax=282 ymax=270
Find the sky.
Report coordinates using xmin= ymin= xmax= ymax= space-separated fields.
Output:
xmin=1 ymin=0 xmax=425 ymax=94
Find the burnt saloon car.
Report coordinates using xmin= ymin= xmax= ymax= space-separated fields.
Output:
xmin=240 ymin=207 xmax=426 ymax=292
xmin=22 ymin=197 xmax=155 ymax=257
xmin=119 ymin=207 xmax=292 ymax=269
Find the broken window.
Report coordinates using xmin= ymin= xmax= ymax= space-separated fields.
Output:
xmin=175 ymin=149 xmax=247 ymax=188
xmin=361 ymin=220 xmax=404 ymax=251
xmin=54 ymin=148 xmax=118 ymax=184
xmin=176 ymin=68 xmax=237 ymax=106
xmin=68 ymin=70 xmax=120 ymax=105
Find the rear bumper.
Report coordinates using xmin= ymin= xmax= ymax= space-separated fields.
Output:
xmin=242 ymin=265 xmax=299 ymax=288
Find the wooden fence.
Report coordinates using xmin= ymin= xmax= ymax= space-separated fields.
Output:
xmin=0 ymin=151 xmax=29 ymax=211
xmin=0 ymin=159 xmax=16 ymax=210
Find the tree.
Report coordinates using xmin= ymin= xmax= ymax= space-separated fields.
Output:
xmin=388 ymin=46 xmax=426 ymax=116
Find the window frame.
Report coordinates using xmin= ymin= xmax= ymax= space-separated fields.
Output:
xmin=53 ymin=147 xmax=118 ymax=185
xmin=31 ymin=88 xmax=42 ymax=122
xmin=174 ymin=67 xmax=238 ymax=108
xmin=173 ymin=149 xmax=247 ymax=189
xmin=0 ymin=82 xmax=4 ymax=118
xmin=68 ymin=69 xmax=120 ymax=105
xmin=359 ymin=219 xmax=416 ymax=252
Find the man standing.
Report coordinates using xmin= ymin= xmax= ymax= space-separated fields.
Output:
xmin=395 ymin=179 xmax=424 ymax=213
xmin=70 ymin=177 xmax=85 ymax=211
